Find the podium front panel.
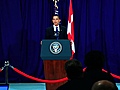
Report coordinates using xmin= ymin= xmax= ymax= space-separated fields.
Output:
xmin=40 ymin=39 xmax=71 ymax=60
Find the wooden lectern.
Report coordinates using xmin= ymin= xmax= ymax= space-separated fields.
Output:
xmin=41 ymin=40 xmax=71 ymax=90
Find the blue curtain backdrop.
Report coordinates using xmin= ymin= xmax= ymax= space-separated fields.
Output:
xmin=0 ymin=0 xmax=120 ymax=82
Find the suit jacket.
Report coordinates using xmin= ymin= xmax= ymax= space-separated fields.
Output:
xmin=56 ymin=79 xmax=84 ymax=90
xmin=83 ymin=69 xmax=117 ymax=90
xmin=45 ymin=25 xmax=68 ymax=39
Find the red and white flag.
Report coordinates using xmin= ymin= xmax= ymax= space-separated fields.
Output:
xmin=67 ymin=0 xmax=75 ymax=59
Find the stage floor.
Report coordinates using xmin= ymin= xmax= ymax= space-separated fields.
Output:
xmin=9 ymin=83 xmax=46 ymax=90
xmin=116 ymin=83 xmax=120 ymax=90
xmin=1 ymin=83 xmax=119 ymax=90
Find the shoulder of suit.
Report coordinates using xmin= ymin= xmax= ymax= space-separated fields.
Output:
xmin=61 ymin=26 xmax=67 ymax=29
xmin=46 ymin=26 xmax=53 ymax=30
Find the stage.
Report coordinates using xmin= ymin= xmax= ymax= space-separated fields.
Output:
xmin=0 ymin=83 xmax=119 ymax=90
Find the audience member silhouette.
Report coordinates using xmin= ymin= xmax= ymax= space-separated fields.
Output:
xmin=83 ymin=50 xmax=116 ymax=90
xmin=56 ymin=59 xmax=84 ymax=90
xmin=92 ymin=80 xmax=118 ymax=90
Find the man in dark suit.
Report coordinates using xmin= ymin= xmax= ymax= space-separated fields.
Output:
xmin=83 ymin=50 xmax=117 ymax=90
xmin=45 ymin=15 xmax=68 ymax=39
xmin=56 ymin=59 xmax=84 ymax=90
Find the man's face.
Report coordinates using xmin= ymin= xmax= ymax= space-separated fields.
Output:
xmin=52 ymin=16 xmax=61 ymax=26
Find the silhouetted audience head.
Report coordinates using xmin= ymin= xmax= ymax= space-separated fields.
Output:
xmin=65 ymin=59 xmax=83 ymax=80
xmin=84 ymin=50 xmax=105 ymax=69
xmin=56 ymin=59 xmax=84 ymax=90
xmin=92 ymin=80 xmax=118 ymax=90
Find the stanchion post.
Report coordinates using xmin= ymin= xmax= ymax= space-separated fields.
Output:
xmin=4 ymin=61 xmax=9 ymax=84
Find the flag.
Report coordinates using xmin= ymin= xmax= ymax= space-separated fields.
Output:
xmin=67 ymin=0 xmax=75 ymax=59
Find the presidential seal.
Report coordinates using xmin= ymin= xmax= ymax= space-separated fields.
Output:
xmin=50 ymin=41 xmax=62 ymax=54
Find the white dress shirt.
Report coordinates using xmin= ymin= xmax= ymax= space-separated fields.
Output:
xmin=53 ymin=25 xmax=60 ymax=31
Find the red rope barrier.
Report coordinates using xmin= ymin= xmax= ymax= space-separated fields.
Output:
xmin=83 ymin=68 xmax=120 ymax=79
xmin=0 ymin=68 xmax=2 ymax=72
xmin=13 ymin=67 xmax=68 ymax=83
xmin=102 ymin=69 xmax=120 ymax=79
xmin=11 ymin=66 xmax=120 ymax=83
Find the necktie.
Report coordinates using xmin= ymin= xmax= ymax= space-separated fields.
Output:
xmin=56 ymin=27 xmax=59 ymax=40
xmin=56 ymin=27 xmax=58 ymax=33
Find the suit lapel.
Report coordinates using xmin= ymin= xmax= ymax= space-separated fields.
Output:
xmin=59 ymin=25 xmax=62 ymax=32
xmin=59 ymin=25 xmax=62 ymax=38
xmin=51 ymin=26 xmax=54 ymax=34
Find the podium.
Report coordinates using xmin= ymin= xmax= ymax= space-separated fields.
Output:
xmin=41 ymin=39 xmax=71 ymax=90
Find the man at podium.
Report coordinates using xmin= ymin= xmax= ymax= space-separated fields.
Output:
xmin=45 ymin=15 xmax=68 ymax=39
